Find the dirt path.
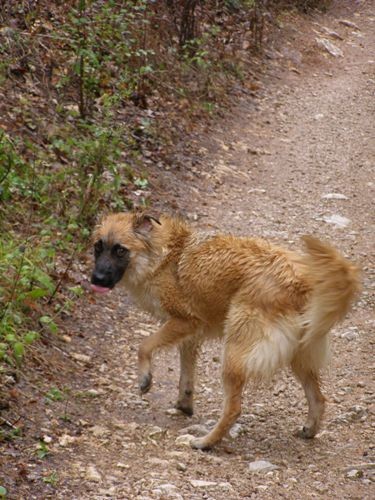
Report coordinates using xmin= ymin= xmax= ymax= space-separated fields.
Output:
xmin=3 ymin=2 xmax=374 ymax=499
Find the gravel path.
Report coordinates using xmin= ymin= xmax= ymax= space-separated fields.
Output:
xmin=4 ymin=3 xmax=374 ymax=499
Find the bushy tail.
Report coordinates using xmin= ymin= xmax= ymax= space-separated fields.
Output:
xmin=299 ymin=236 xmax=360 ymax=348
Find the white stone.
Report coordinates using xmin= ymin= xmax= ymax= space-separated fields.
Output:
xmin=316 ymin=38 xmax=343 ymax=57
xmin=175 ymin=434 xmax=194 ymax=446
xmin=322 ymin=214 xmax=350 ymax=228
xmin=59 ymin=434 xmax=76 ymax=447
xmin=85 ymin=465 xmax=102 ymax=482
xmin=190 ymin=479 xmax=218 ymax=488
xmin=321 ymin=193 xmax=348 ymax=200
xmin=248 ymin=460 xmax=278 ymax=472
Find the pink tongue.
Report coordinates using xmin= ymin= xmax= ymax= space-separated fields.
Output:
xmin=91 ymin=284 xmax=111 ymax=294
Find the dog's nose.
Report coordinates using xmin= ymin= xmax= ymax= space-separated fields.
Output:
xmin=91 ymin=270 xmax=109 ymax=285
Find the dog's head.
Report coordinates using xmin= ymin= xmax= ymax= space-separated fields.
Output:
xmin=90 ymin=213 xmax=161 ymax=294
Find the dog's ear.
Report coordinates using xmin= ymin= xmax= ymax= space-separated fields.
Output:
xmin=133 ymin=214 xmax=161 ymax=237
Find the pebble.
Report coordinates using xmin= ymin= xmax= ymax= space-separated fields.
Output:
xmin=179 ymin=424 xmax=209 ymax=436
xmin=147 ymin=458 xmax=170 ymax=466
xmin=248 ymin=460 xmax=279 ymax=472
xmin=321 ymin=192 xmax=348 ymax=200
xmin=190 ymin=479 xmax=218 ymax=488
xmin=175 ymin=434 xmax=194 ymax=446
xmin=346 ymin=469 xmax=363 ymax=479
xmin=71 ymin=353 xmax=91 ymax=363
xmin=116 ymin=462 xmax=130 ymax=469
xmin=165 ymin=408 xmax=181 ymax=416
xmin=59 ymin=434 xmax=77 ymax=447
xmin=316 ymin=37 xmax=344 ymax=57
xmin=322 ymin=214 xmax=351 ymax=228
xmin=176 ymin=462 xmax=187 ymax=472
xmin=85 ymin=465 xmax=102 ymax=482
xmin=90 ymin=425 xmax=111 ymax=438
xmin=148 ymin=426 xmax=166 ymax=439
xmin=229 ymin=423 xmax=245 ymax=439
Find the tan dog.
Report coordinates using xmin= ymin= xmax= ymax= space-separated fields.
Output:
xmin=91 ymin=212 xmax=360 ymax=450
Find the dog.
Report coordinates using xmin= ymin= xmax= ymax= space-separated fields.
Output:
xmin=91 ymin=212 xmax=360 ymax=450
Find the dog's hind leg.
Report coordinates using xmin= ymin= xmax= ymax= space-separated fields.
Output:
xmin=138 ymin=318 xmax=198 ymax=394
xmin=176 ymin=337 xmax=200 ymax=416
xmin=291 ymin=357 xmax=326 ymax=439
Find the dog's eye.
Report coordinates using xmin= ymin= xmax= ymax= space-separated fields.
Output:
xmin=94 ymin=240 xmax=103 ymax=254
xmin=116 ymin=246 xmax=128 ymax=258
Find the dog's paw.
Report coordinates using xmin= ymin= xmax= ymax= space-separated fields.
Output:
xmin=175 ymin=402 xmax=194 ymax=416
xmin=190 ymin=436 xmax=212 ymax=451
xmin=296 ymin=426 xmax=316 ymax=439
xmin=139 ymin=373 xmax=152 ymax=394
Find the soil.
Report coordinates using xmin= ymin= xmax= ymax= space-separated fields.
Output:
xmin=1 ymin=1 xmax=374 ymax=499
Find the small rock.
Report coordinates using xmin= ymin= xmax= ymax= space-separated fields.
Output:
xmin=341 ymin=330 xmax=359 ymax=341
xmin=248 ymin=188 xmax=266 ymax=194
xmin=175 ymin=434 xmax=194 ymax=447
xmin=322 ymin=214 xmax=350 ymax=228
xmin=165 ymin=408 xmax=180 ymax=416
xmin=346 ymin=469 xmax=363 ymax=479
xmin=321 ymin=193 xmax=348 ymax=200
xmin=85 ymin=465 xmax=102 ymax=482
xmin=218 ymin=482 xmax=233 ymax=490
xmin=86 ymin=389 xmax=103 ymax=397
xmin=98 ymin=487 xmax=117 ymax=496
xmin=229 ymin=423 xmax=245 ymax=439
xmin=90 ymin=425 xmax=111 ymax=438
xmin=116 ymin=462 xmax=130 ymax=469
xmin=158 ymin=483 xmax=178 ymax=492
xmin=248 ymin=460 xmax=278 ymax=472
xmin=71 ymin=353 xmax=91 ymax=363
xmin=190 ymin=479 xmax=218 ymax=488
xmin=179 ymin=424 xmax=209 ymax=436
xmin=316 ymin=38 xmax=343 ymax=57
xmin=43 ymin=435 xmax=53 ymax=444
xmin=338 ymin=19 xmax=360 ymax=30
xmin=147 ymin=458 xmax=170 ymax=466
xmin=59 ymin=434 xmax=77 ymax=447
xmin=176 ymin=462 xmax=187 ymax=472
xmin=148 ymin=426 xmax=166 ymax=439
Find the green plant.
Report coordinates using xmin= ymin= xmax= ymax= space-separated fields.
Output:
xmin=45 ymin=387 xmax=64 ymax=402
xmin=42 ymin=472 xmax=58 ymax=486
xmin=0 ymin=485 xmax=7 ymax=498
xmin=59 ymin=0 xmax=153 ymax=117
xmin=0 ymin=237 xmax=56 ymax=365
xmin=36 ymin=441 xmax=49 ymax=459
xmin=0 ymin=425 xmax=22 ymax=443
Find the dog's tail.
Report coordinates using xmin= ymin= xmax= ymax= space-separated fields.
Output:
xmin=299 ymin=236 xmax=360 ymax=349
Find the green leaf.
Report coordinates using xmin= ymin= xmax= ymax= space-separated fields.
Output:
xmin=33 ymin=269 xmax=55 ymax=293
xmin=46 ymin=387 xmax=64 ymax=402
xmin=0 ymin=485 xmax=7 ymax=497
xmin=39 ymin=316 xmax=58 ymax=334
xmin=24 ymin=331 xmax=39 ymax=344
xmin=13 ymin=342 xmax=24 ymax=361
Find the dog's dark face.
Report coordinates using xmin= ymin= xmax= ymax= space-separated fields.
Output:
xmin=91 ymin=239 xmax=130 ymax=292
xmin=90 ymin=213 xmax=160 ymax=294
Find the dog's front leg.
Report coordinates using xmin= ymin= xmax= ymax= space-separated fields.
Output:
xmin=176 ymin=337 xmax=201 ymax=416
xmin=138 ymin=318 xmax=198 ymax=394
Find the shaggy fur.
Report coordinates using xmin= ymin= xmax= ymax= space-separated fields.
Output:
xmin=91 ymin=212 xmax=360 ymax=450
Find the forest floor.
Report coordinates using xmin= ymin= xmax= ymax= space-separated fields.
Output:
xmin=1 ymin=1 xmax=374 ymax=499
